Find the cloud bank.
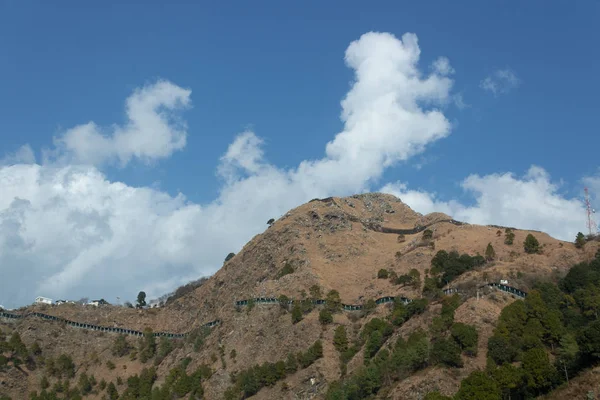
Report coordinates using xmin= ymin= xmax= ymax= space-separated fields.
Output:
xmin=0 ymin=32 xmax=594 ymax=308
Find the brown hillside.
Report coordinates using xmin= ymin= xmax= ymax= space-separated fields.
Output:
xmin=1 ymin=193 xmax=598 ymax=399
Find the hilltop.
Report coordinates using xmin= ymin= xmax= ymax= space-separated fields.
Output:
xmin=1 ymin=193 xmax=599 ymax=400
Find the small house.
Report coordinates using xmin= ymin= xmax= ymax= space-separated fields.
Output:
xmin=35 ymin=296 xmax=53 ymax=305
xmin=87 ymin=299 xmax=109 ymax=307
xmin=500 ymin=279 xmax=509 ymax=285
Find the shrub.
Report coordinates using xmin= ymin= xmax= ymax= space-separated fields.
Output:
xmin=276 ymin=262 xmax=295 ymax=279
xmin=106 ymin=360 xmax=116 ymax=370
xmin=319 ymin=309 xmax=333 ymax=325
xmin=364 ymin=299 xmax=377 ymax=314
xmin=377 ymin=269 xmax=389 ymax=279
xmin=423 ymin=229 xmax=433 ymax=240
xmin=309 ymin=284 xmax=322 ymax=299
xmin=224 ymin=252 xmax=235 ymax=262
xmin=397 ymin=234 xmax=406 ymax=243
xmin=112 ymin=334 xmax=131 ymax=357
xmin=326 ymin=290 xmax=342 ymax=312
xmin=138 ymin=328 xmax=156 ymax=363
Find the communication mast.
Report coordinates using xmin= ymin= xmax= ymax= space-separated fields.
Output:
xmin=584 ymin=187 xmax=597 ymax=236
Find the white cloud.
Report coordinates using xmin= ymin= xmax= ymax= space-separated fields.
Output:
xmin=0 ymin=31 xmax=456 ymax=308
xmin=480 ymin=68 xmax=520 ymax=96
xmin=382 ymin=166 xmax=589 ymax=239
xmin=49 ymin=80 xmax=191 ymax=167
xmin=432 ymin=57 xmax=454 ymax=76
xmin=1 ymin=145 xmax=36 ymax=166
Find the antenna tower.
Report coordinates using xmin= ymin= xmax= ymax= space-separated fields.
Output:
xmin=584 ymin=187 xmax=597 ymax=236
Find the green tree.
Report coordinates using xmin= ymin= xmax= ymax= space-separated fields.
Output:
xmin=504 ymin=228 xmax=515 ymax=245
xmin=377 ymin=269 xmax=389 ymax=279
xmin=451 ymin=323 xmax=479 ymax=356
xmin=136 ymin=291 xmax=147 ymax=307
xmin=326 ymin=290 xmax=342 ymax=312
xmin=408 ymin=268 xmax=421 ymax=289
xmin=333 ymin=326 xmax=348 ymax=353
xmin=139 ymin=328 xmax=156 ymax=363
xmin=578 ymin=319 xmax=600 ymax=360
xmin=492 ymin=363 xmax=523 ymax=400
xmin=485 ymin=243 xmax=496 ymax=261
xmin=522 ymin=347 xmax=557 ymax=392
xmin=524 ymin=234 xmax=540 ymax=254
xmin=423 ymin=229 xmax=433 ymax=240
xmin=557 ymin=333 xmax=579 ymax=383
xmin=291 ymin=303 xmax=303 ymax=324
xmin=455 ymin=371 xmax=501 ymax=400
xmin=78 ymin=372 xmax=92 ymax=395
xmin=107 ymin=382 xmax=119 ymax=400
xmin=431 ymin=338 xmax=463 ymax=367
xmin=319 ymin=309 xmax=333 ymax=325
xmin=224 ymin=252 xmax=235 ymax=262
xmin=575 ymin=232 xmax=586 ymax=248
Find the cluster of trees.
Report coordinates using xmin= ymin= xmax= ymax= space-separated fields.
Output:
xmin=287 ymin=286 xmax=341 ymax=325
xmin=326 ymin=294 xmax=479 ymax=399
xmin=223 ymin=340 xmax=323 ymax=399
xmin=0 ymin=330 xmax=37 ymax=372
xmin=423 ymin=250 xmax=486 ymax=297
xmin=378 ymin=268 xmax=422 ymax=289
xmin=118 ymin=362 xmax=211 ymax=400
xmin=433 ymin=249 xmax=600 ymax=400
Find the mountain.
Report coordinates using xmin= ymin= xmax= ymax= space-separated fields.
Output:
xmin=1 ymin=193 xmax=599 ymax=400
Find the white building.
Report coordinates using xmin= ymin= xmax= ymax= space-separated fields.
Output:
xmin=500 ymin=279 xmax=509 ymax=285
xmin=148 ymin=299 xmax=162 ymax=309
xmin=35 ymin=296 xmax=53 ymax=305
xmin=87 ymin=299 xmax=108 ymax=307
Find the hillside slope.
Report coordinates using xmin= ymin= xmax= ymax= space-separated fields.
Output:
xmin=1 ymin=193 xmax=598 ymax=400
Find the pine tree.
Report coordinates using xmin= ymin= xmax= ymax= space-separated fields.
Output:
xmin=504 ymin=228 xmax=515 ymax=245
xmin=524 ymin=234 xmax=540 ymax=254
xmin=575 ymin=232 xmax=586 ymax=249
xmin=485 ymin=243 xmax=496 ymax=261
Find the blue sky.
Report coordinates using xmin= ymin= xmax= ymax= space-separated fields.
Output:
xmin=0 ymin=1 xmax=599 ymax=307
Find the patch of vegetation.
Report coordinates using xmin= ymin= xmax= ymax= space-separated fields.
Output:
xmin=319 ymin=309 xmax=333 ymax=325
xmin=224 ymin=252 xmax=235 ymax=263
xmin=276 ymin=261 xmax=295 ymax=279
xmin=138 ymin=328 xmax=157 ymax=363
xmin=424 ymin=250 xmax=485 ymax=296
xmin=223 ymin=340 xmax=323 ymax=399
xmin=481 ymin=250 xmax=600 ymax=398
xmin=112 ymin=334 xmax=132 ymax=357
xmin=377 ymin=268 xmax=389 ymax=279
xmin=164 ymin=277 xmax=208 ymax=305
